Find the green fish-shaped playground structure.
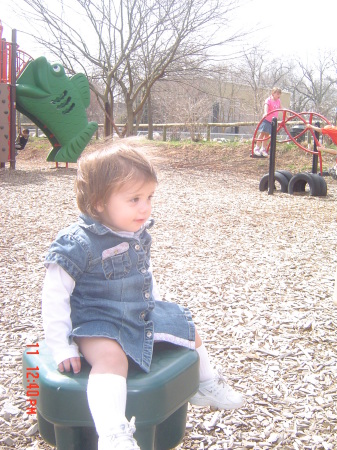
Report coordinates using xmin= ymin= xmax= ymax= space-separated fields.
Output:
xmin=16 ymin=57 xmax=98 ymax=163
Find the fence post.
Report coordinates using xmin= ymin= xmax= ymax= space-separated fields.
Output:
xmin=206 ymin=125 xmax=210 ymax=141
xmin=163 ymin=126 xmax=167 ymax=142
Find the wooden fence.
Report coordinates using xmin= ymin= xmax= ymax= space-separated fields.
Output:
xmin=20 ymin=121 xmax=259 ymax=141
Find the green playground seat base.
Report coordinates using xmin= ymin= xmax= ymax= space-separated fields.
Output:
xmin=23 ymin=341 xmax=199 ymax=450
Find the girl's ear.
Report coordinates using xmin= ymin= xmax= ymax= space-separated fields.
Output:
xmin=96 ymin=201 xmax=104 ymax=213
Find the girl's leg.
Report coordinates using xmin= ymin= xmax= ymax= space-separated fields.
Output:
xmin=76 ymin=337 xmax=139 ymax=450
xmin=255 ymin=131 xmax=269 ymax=154
xmin=260 ymin=132 xmax=270 ymax=151
xmin=78 ymin=336 xmax=128 ymax=376
xmin=195 ymin=330 xmax=214 ymax=382
xmin=191 ymin=329 xmax=244 ymax=410
xmin=254 ymin=132 xmax=263 ymax=153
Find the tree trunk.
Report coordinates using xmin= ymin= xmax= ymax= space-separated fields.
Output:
xmin=104 ymin=101 xmax=111 ymax=137
xmin=125 ymin=99 xmax=135 ymax=137
xmin=147 ymin=92 xmax=153 ymax=140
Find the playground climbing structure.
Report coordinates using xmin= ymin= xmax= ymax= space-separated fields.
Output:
xmin=255 ymin=115 xmax=331 ymax=198
xmin=0 ymin=21 xmax=32 ymax=166
xmin=0 ymin=21 xmax=97 ymax=168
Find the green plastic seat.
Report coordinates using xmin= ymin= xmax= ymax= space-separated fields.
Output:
xmin=23 ymin=341 xmax=199 ymax=450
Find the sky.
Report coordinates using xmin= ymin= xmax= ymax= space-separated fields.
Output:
xmin=233 ymin=0 xmax=337 ymax=59
xmin=0 ymin=0 xmax=336 ymax=61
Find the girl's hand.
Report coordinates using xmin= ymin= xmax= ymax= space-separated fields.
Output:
xmin=58 ymin=357 xmax=81 ymax=374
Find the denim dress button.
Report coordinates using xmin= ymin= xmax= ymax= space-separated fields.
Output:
xmin=145 ymin=292 xmax=150 ymax=299
xmin=140 ymin=312 xmax=145 ymax=320
xmin=135 ymin=244 xmax=140 ymax=250
xmin=146 ymin=331 xmax=152 ymax=338
xmin=141 ymin=268 xmax=146 ymax=274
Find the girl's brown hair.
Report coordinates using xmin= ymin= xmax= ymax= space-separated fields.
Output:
xmin=76 ymin=145 xmax=158 ymax=220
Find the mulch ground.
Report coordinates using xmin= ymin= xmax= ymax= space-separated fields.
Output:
xmin=1 ymin=137 xmax=337 ymax=450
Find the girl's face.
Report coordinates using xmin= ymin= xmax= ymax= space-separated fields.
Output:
xmin=96 ymin=179 xmax=156 ymax=232
xmin=272 ymin=92 xmax=281 ymax=100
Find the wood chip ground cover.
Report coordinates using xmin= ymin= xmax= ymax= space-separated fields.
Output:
xmin=1 ymin=138 xmax=337 ymax=449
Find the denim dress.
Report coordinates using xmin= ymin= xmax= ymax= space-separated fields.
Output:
xmin=45 ymin=214 xmax=195 ymax=372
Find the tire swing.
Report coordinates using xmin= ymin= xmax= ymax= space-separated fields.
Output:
xmin=288 ymin=172 xmax=326 ymax=196
xmin=259 ymin=171 xmax=289 ymax=193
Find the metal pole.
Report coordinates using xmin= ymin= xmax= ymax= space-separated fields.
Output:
xmin=9 ymin=29 xmax=17 ymax=169
xmin=268 ymin=118 xmax=277 ymax=195
xmin=312 ymin=122 xmax=319 ymax=174
xmin=0 ymin=38 xmax=4 ymax=83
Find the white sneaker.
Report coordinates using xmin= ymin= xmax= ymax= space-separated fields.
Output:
xmin=253 ymin=146 xmax=261 ymax=156
xmin=260 ymin=148 xmax=269 ymax=157
xmin=189 ymin=373 xmax=244 ymax=410
xmin=98 ymin=417 xmax=140 ymax=450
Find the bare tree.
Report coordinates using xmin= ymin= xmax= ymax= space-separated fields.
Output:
xmin=152 ymin=78 xmax=211 ymax=140
xmin=234 ymin=46 xmax=290 ymax=119
xmin=288 ymin=52 xmax=337 ymax=120
xmin=17 ymin=0 xmax=240 ymax=137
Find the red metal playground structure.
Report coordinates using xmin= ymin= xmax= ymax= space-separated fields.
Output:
xmin=251 ymin=109 xmax=337 ymax=174
xmin=0 ymin=22 xmax=32 ymax=168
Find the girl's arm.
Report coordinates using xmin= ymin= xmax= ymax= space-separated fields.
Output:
xmin=42 ymin=263 xmax=81 ymax=373
xmin=263 ymin=101 xmax=269 ymax=116
xmin=307 ymin=124 xmax=322 ymax=133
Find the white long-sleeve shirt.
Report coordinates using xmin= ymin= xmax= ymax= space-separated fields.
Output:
xmin=42 ymin=263 xmax=80 ymax=365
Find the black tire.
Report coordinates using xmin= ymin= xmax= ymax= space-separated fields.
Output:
xmin=259 ymin=172 xmax=289 ymax=193
xmin=275 ymin=170 xmax=293 ymax=181
xmin=288 ymin=173 xmax=321 ymax=196
xmin=310 ymin=173 xmax=327 ymax=196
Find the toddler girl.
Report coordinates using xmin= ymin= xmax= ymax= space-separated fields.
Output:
xmin=42 ymin=145 xmax=244 ymax=450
